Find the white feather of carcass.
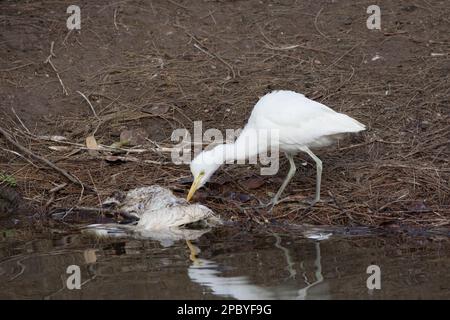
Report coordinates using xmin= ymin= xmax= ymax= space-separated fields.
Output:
xmin=85 ymin=185 xmax=220 ymax=244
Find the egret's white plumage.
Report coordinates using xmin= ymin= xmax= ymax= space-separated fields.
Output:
xmin=188 ymin=90 xmax=366 ymax=207
xmin=248 ymin=90 xmax=365 ymax=151
xmin=187 ymin=239 xmax=327 ymax=299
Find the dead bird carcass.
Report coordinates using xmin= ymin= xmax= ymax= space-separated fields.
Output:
xmin=84 ymin=185 xmax=221 ymax=246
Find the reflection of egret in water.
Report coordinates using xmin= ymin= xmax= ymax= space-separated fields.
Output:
xmin=273 ymin=233 xmax=296 ymax=279
xmin=186 ymin=237 xmax=329 ymax=300
xmin=295 ymin=242 xmax=326 ymax=300
xmin=186 ymin=240 xmax=275 ymax=299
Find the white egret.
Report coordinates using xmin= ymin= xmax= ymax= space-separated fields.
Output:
xmin=187 ymin=90 xmax=365 ymax=208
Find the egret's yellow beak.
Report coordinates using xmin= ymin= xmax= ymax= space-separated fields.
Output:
xmin=186 ymin=173 xmax=203 ymax=202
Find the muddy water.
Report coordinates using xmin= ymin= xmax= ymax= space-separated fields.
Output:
xmin=0 ymin=226 xmax=449 ymax=299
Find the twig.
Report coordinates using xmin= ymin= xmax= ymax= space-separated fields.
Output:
xmin=377 ymin=163 xmax=448 ymax=171
xmin=76 ymin=91 xmax=100 ymax=120
xmin=193 ymin=43 xmax=236 ymax=79
xmin=338 ymin=139 xmax=404 ymax=151
xmin=259 ymin=25 xmax=276 ymax=46
xmin=51 ymin=206 xmax=138 ymax=221
xmin=11 ymin=107 xmax=31 ymax=134
xmin=378 ymin=193 xmax=409 ymax=212
xmin=200 ymin=10 xmax=217 ymax=24
xmin=62 ymin=28 xmax=74 ymax=46
xmin=1 ymin=148 xmax=40 ymax=169
xmin=49 ymin=183 xmax=67 ymax=193
xmin=87 ymin=170 xmax=102 ymax=206
xmin=314 ymin=8 xmax=328 ymax=38
xmin=263 ymin=43 xmax=332 ymax=54
xmin=0 ymin=63 xmax=34 ymax=72
xmin=0 ymin=127 xmax=92 ymax=191
xmin=324 ymin=42 xmax=362 ymax=71
xmin=113 ymin=7 xmax=119 ymax=30
xmin=24 ymin=132 xmax=179 ymax=154
xmin=168 ymin=0 xmax=189 ymax=10
xmin=44 ymin=41 xmax=69 ymax=96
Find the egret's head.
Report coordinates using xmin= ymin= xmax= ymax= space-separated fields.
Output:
xmin=187 ymin=150 xmax=222 ymax=201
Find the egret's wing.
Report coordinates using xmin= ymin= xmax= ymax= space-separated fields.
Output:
xmin=249 ymin=90 xmax=335 ymax=123
xmin=248 ymin=90 xmax=365 ymax=147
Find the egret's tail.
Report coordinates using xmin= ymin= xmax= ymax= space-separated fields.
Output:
xmin=336 ymin=113 xmax=366 ymax=133
xmin=349 ymin=117 xmax=366 ymax=132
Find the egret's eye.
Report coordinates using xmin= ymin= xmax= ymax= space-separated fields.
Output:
xmin=199 ymin=171 xmax=205 ymax=177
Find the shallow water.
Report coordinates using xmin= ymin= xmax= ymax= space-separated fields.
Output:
xmin=0 ymin=226 xmax=449 ymax=299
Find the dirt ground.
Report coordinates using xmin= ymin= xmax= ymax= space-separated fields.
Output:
xmin=0 ymin=0 xmax=449 ymax=230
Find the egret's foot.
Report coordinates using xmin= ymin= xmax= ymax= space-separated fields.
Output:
xmin=267 ymin=197 xmax=321 ymax=210
xmin=304 ymin=197 xmax=320 ymax=207
xmin=246 ymin=196 xmax=324 ymax=212
xmin=251 ymin=196 xmax=309 ymax=212
xmin=255 ymin=200 xmax=277 ymax=209
xmin=300 ymin=197 xmax=332 ymax=208
xmin=248 ymin=199 xmax=279 ymax=212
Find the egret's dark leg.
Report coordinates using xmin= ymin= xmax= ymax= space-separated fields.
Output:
xmin=270 ymin=153 xmax=296 ymax=206
xmin=301 ymin=147 xmax=322 ymax=205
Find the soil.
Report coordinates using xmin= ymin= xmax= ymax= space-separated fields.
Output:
xmin=0 ymin=0 xmax=449 ymax=229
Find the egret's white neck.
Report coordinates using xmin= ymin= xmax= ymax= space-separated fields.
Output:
xmin=207 ymin=127 xmax=267 ymax=165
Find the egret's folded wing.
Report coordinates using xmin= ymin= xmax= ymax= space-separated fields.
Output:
xmin=248 ymin=91 xmax=365 ymax=147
